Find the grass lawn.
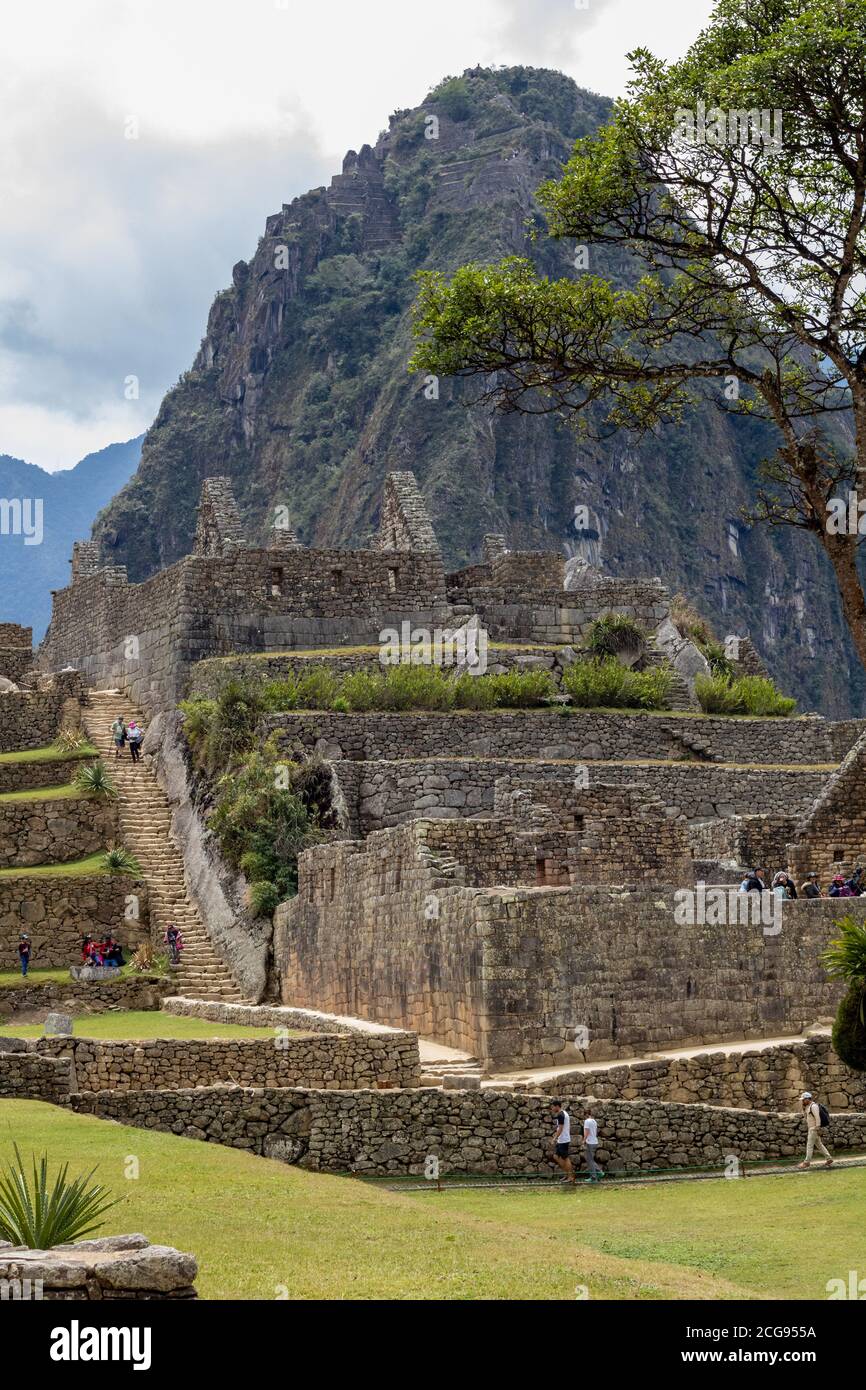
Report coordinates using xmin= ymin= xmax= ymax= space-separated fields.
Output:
xmin=0 ymin=784 xmax=86 ymax=803
xmin=0 ymin=1100 xmax=858 ymax=1300
xmin=0 ymin=852 xmax=116 ymax=879
xmin=0 ymin=967 xmax=73 ymax=989
xmin=0 ymin=742 xmax=98 ymax=764
xmin=0 ymin=1010 xmax=294 ymax=1041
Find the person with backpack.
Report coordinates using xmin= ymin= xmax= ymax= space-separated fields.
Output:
xmin=110 ymin=715 xmax=127 ymax=759
xmin=581 ymin=1108 xmax=604 ymax=1183
xmin=798 ymin=1092 xmax=833 ymax=1169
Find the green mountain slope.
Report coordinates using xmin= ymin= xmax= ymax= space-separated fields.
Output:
xmin=91 ymin=67 xmax=863 ymax=716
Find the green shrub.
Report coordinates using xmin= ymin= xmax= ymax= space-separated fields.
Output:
xmin=452 ymin=673 xmax=500 ymax=709
xmin=56 ymin=727 xmax=89 ymax=753
xmin=694 ymin=673 xmax=744 ymax=714
xmin=73 ymin=760 xmax=117 ymax=799
xmin=209 ymin=749 xmax=316 ymax=905
xmin=484 ymin=669 xmax=555 ymax=707
xmin=736 ymin=675 xmax=797 ymax=717
xmin=249 ymin=880 xmax=281 ymax=918
xmin=831 ymin=983 xmax=866 ymax=1071
xmin=694 ymin=673 xmax=796 ymax=716
xmin=339 ymin=669 xmax=387 ymax=711
xmin=0 ymin=1146 xmax=119 ymax=1248
xmin=586 ymin=614 xmax=646 ymax=658
xmin=698 ymin=640 xmax=735 ymax=679
xmin=560 ymin=658 xmax=671 ymax=710
xmin=102 ymin=846 xmax=141 ymax=875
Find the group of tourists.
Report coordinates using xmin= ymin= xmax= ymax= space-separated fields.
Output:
xmin=110 ymin=714 xmax=145 ymax=763
xmin=80 ymin=933 xmax=125 ymax=968
xmin=549 ymin=1092 xmax=834 ymax=1180
xmin=738 ymin=866 xmax=865 ymax=899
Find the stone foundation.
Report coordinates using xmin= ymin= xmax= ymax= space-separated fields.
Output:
xmin=0 ymin=1235 xmax=197 ymax=1300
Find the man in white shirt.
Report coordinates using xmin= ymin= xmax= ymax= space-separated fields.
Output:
xmin=582 ymin=1108 xmax=604 ymax=1182
xmin=549 ymin=1101 xmax=575 ymax=1185
xmin=798 ymin=1092 xmax=833 ymax=1168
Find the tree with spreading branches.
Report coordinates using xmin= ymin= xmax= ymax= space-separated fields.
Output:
xmin=411 ymin=0 xmax=866 ymax=671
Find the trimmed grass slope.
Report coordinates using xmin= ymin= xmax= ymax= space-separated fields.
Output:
xmin=0 ymin=1101 xmax=859 ymax=1300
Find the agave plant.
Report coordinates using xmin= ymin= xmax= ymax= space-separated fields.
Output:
xmin=73 ymin=759 xmax=118 ymax=799
xmin=0 ymin=1146 xmax=119 ymax=1248
xmin=55 ymin=726 xmax=88 ymax=753
xmin=586 ymin=614 xmax=646 ymax=659
xmin=102 ymin=846 xmax=141 ymax=875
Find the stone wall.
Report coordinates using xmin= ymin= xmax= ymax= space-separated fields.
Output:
xmin=162 ymin=994 xmax=417 ymax=1040
xmin=688 ymin=815 xmax=801 ymax=874
xmin=0 ymin=1046 xmax=71 ymax=1104
xmin=0 ymin=672 xmax=84 ymax=753
xmin=0 ymin=975 xmax=170 ymax=1019
xmin=523 ymin=1035 xmax=866 ymax=1112
xmin=0 ymin=794 xmax=117 ymax=868
xmin=271 ymin=708 xmax=861 ymax=768
xmin=0 ymin=875 xmax=149 ymax=969
xmin=0 ymin=623 xmax=32 ymax=684
xmin=0 ymin=753 xmax=96 ymax=795
xmin=276 ymin=832 xmax=860 ymax=1067
xmin=789 ymin=731 xmax=866 ymax=881
xmin=331 ymin=756 xmax=826 ymax=836
xmin=35 ymin=1029 xmax=420 ymax=1092
xmin=69 ymin=1084 xmax=866 ymax=1174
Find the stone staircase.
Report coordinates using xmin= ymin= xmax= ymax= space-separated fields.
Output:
xmin=82 ymin=691 xmax=244 ymax=1001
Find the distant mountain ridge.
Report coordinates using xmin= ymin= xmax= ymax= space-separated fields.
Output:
xmin=90 ymin=66 xmax=863 ymax=716
xmin=0 ymin=437 xmax=143 ymax=640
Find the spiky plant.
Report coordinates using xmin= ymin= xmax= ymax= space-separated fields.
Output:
xmin=586 ymin=614 xmax=645 ymax=658
xmin=102 ymin=846 xmax=141 ymax=874
xmin=0 ymin=1146 xmax=119 ymax=1248
xmin=55 ymin=727 xmax=88 ymax=753
xmin=73 ymin=760 xmax=118 ymax=799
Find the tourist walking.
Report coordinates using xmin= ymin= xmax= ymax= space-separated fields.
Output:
xmin=164 ymin=923 xmax=184 ymax=966
xmin=798 ymin=1092 xmax=833 ymax=1169
xmin=549 ymin=1101 xmax=575 ymax=1185
xmin=127 ymin=721 xmax=144 ymax=763
xmin=110 ymin=715 xmax=127 ymax=759
xmin=582 ymin=1108 xmax=604 ymax=1183
xmin=17 ymin=933 xmax=32 ymax=977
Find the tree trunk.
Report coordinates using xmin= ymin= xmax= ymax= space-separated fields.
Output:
xmin=819 ymin=531 xmax=866 ymax=675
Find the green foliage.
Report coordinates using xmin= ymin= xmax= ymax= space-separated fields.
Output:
xmin=208 ymin=748 xmax=316 ymax=908
xmin=102 ymin=847 xmax=141 ymax=875
xmin=0 ymin=1145 xmax=119 ymax=1247
xmin=822 ymin=915 xmax=866 ymax=986
xmin=586 ymin=615 xmax=646 ymax=657
xmin=258 ymin=663 xmax=556 ymax=713
xmin=698 ymin=640 xmax=735 ymax=679
xmin=180 ymin=680 xmax=265 ymax=770
xmin=249 ymin=880 xmax=281 ymax=918
xmin=431 ymin=76 xmax=474 ymax=122
xmin=694 ymin=674 xmax=796 ymax=716
xmin=560 ymin=658 xmax=672 ymax=709
xmin=831 ymin=983 xmax=866 ymax=1073
xmin=72 ymin=760 xmax=117 ymax=799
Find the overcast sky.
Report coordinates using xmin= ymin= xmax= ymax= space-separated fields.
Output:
xmin=0 ymin=0 xmax=713 ymax=471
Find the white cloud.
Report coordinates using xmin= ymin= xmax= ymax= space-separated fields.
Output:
xmin=0 ymin=0 xmax=714 ymax=470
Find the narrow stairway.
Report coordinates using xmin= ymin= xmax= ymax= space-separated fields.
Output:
xmin=82 ymin=690 xmax=244 ymax=1001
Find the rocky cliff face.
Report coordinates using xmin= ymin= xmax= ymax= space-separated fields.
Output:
xmin=92 ymin=66 xmax=863 ymax=716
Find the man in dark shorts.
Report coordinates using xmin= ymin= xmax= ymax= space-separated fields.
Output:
xmin=550 ymin=1100 xmax=575 ymax=1185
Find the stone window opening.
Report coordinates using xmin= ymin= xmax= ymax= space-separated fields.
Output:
xmin=387 ymin=566 xmax=398 ymax=593
xmin=269 ymin=567 xmax=283 ymax=598
xmin=395 ymin=857 xmax=402 ymax=890
xmin=307 ymin=877 xmax=315 ymax=904
xmin=833 ymin=848 xmax=845 ymax=862
xmin=331 ymin=568 xmax=344 ymax=592
xmin=329 ymin=867 xmax=336 ymax=902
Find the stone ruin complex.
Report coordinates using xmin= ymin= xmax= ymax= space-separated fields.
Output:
xmin=3 ymin=470 xmax=866 ymax=1178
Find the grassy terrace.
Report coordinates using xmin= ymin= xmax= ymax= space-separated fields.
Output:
xmin=0 ymin=741 xmax=98 ymax=764
xmin=0 ymin=852 xmax=115 ymax=879
xmin=0 ymin=1011 xmax=296 ymax=1041
xmin=0 ymin=1101 xmax=860 ymax=1300
xmin=0 ymin=784 xmax=86 ymax=803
